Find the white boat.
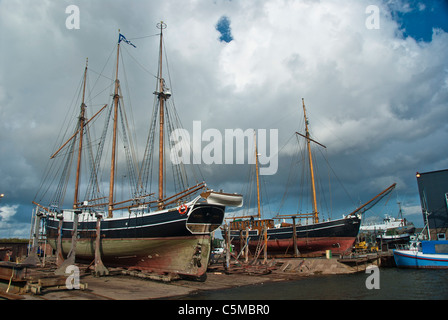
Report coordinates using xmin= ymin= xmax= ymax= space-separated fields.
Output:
xmin=360 ymin=215 xmax=414 ymax=233
xmin=360 ymin=204 xmax=415 ymax=248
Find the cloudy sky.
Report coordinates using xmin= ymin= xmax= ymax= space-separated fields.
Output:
xmin=1 ymin=0 xmax=447 ymax=238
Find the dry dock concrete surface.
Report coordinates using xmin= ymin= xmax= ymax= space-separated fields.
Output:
xmin=0 ymin=255 xmax=385 ymax=300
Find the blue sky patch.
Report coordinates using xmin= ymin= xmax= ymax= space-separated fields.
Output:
xmin=388 ymin=0 xmax=448 ymax=42
xmin=216 ymin=16 xmax=233 ymax=43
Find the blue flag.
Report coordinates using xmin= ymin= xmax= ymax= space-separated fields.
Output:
xmin=118 ymin=33 xmax=136 ymax=48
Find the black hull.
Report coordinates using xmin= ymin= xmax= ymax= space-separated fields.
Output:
xmin=45 ymin=203 xmax=225 ymax=276
xmin=46 ymin=203 xmax=224 ymax=239
xmin=228 ymin=216 xmax=361 ymax=256
xmin=376 ymin=234 xmax=412 ymax=247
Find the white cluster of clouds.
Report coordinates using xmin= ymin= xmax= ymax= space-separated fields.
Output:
xmin=0 ymin=205 xmax=26 ymax=238
xmin=0 ymin=0 xmax=447 ymax=236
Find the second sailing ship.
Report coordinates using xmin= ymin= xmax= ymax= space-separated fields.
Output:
xmin=226 ymin=98 xmax=395 ymax=257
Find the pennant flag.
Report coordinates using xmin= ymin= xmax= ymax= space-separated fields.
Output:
xmin=118 ymin=33 xmax=136 ymax=48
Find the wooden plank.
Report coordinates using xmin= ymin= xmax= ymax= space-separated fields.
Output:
xmin=38 ymin=276 xmax=67 ymax=287
xmin=0 ymin=290 xmax=24 ymax=300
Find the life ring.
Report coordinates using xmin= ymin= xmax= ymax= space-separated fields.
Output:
xmin=178 ymin=204 xmax=188 ymax=215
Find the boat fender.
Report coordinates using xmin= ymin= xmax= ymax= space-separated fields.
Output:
xmin=178 ymin=204 xmax=188 ymax=215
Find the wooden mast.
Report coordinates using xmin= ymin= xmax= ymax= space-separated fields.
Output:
xmin=226 ymin=132 xmax=265 ymax=225
xmin=157 ymin=21 xmax=167 ymax=209
xmin=254 ymin=130 xmax=261 ymax=219
xmin=227 ymin=132 xmax=262 ymax=221
xmin=302 ymin=98 xmax=319 ymax=224
xmin=73 ymin=58 xmax=88 ymax=209
xmin=50 ymin=105 xmax=107 ymax=160
xmin=108 ymin=31 xmax=121 ymax=218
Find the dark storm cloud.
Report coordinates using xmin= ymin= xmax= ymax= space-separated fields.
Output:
xmin=0 ymin=0 xmax=447 ymax=237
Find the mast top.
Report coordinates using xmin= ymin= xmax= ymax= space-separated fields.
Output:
xmin=301 ymin=98 xmax=319 ymax=224
xmin=157 ymin=21 xmax=167 ymax=30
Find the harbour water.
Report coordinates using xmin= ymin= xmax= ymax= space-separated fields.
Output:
xmin=182 ymin=268 xmax=448 ymax=300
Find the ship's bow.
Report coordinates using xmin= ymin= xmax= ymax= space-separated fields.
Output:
xmin=186 ymin=203 xmax=225 ymax=234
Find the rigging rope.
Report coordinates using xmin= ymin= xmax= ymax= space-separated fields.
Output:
xmin=34 ymin=34 xmax=207 ymax=211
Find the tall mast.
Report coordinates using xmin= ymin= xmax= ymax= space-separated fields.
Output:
xmin=73 ymin=58 xmax=88 ymax=209
xmin=157 ymin=21 xmax=167 ymax=209
xmin=302 ymin=98 xmax=319 ymax=224
xmin=108 ymin=31 xmax=121 ymax=218
xmin=254 ymin=130 xmax=261 ymax=219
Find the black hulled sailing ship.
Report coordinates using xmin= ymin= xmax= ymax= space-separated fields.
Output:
xmin=226 ymin=99 xmax=395 ymax=257
xmin=31 ymin=23 xmax=242 ymax=279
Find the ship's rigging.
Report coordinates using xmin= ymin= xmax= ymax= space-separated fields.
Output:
xmin=234 ymin=99 xmax=363 ymax=225
xmin=33 ymin=25 xmax=204 ymax=217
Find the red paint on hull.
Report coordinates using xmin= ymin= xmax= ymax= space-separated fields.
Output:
xmin=237 ymin=237 xmax=356 ymax=257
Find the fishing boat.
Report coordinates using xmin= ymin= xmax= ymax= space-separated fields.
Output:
xmin=393 ymin=240 xmax=448 ymax=269
xmin=394 ymin=190 xmax=448 ymax=268
xmin=29 ymin=23 xmax=242 ymax=280
xmin=225 ymin=98 xmax=396 ymax=257
xmin=393 ymin=168 xmax=448 ymax=268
